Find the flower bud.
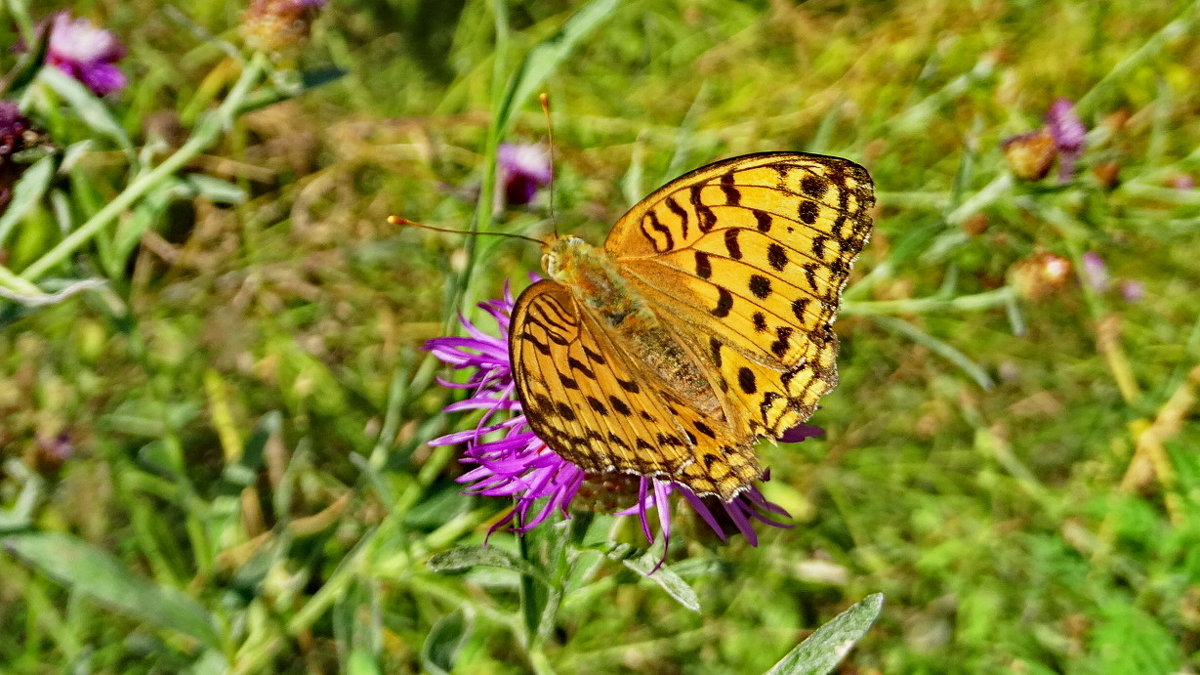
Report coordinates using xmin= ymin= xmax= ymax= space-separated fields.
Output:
xmin=1009 ymin=251 xmax=1072 ymax=301
xmin=1001 ymin=129 xmax=1056 ymax=181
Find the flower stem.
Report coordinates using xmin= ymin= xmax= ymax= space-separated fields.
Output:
xmin=18 ymin=53 xmax=269 ymax=282
xmin=842 ymin=286 xmax=1016 ymax=317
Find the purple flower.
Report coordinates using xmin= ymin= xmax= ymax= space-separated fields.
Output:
xmin=1120 ymin=280 xmax=1144 ymax=303
xmin=46 ymin=12 xmax=127 ymax=96
xmin=1045 ymin=98 xmax=1086 ymax=182
xmin=498 ymin=143 xmax=552 ymax=207
xmin=1 ymin=101 xmax=36 ymax=209
xmin=0 ymin=101 xmax=31 ymax=159
xmin=1081 ymin=251 xmax=1110 ymax=292
xmin=1170 ymin=174 xmax=1195 ymax=190
xmin=424 ymin=284 xmax=800 ymax=558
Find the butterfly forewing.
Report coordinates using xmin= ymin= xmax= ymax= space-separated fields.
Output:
xmin=605 ymin=152 xmax=874 ymax=440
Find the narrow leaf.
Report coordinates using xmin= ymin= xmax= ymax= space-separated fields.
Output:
xmin=428 ymin=545 xmax=549 ymax=583
xmin=0 ymin=155 xmax=56 ymax=247
xmin=766 ymin=593 xmax=885 ymax=675
xmin=2 ymin=532 xmax=222 ymax=649
xmin=872 ymin=315 xmax=994 ymax=389
xmin=38 ymin=67 xmax=132 ymax=149
xmin=607 ymin=544 xmax=701 ymax=612
xmin=496 ymin=0 xmax=619 ymax=135
xmin=420 ymin=609 xmax=472 ymax=675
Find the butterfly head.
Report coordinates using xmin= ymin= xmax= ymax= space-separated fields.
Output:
xmin=541 ymin=234 xmax=592 ymax=283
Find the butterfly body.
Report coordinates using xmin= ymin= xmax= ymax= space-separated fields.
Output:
xmin=544 ymin=234 xmax=721 ymax=409
xmin=510 ymin=152 xmax=875 ymax=500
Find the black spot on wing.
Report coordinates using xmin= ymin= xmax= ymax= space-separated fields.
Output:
xmin=711 ymin=287 xmax=733 ymax=317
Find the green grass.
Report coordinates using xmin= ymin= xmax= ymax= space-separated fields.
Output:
xmin=3 ymin=0 xmax=1200 ymax=672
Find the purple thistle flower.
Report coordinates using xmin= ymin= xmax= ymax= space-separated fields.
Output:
xmin=0 ymin=101 xmax=31 ymax=159
xmin=1120 ymin=280 xmax=1144 ymax=303
xmin=45 ymin=12 xmax=127 ymax=96
xmin=1 ymin=101 xmax=37 ymax=209
xmin=498 ymin=143 xmax=552 ymax=207
xmin=424 ymin=283 xmax=802 ymax=557
xmin=1045 ymin=98 xmax=1086 ymax=182
xmin=1080 ymin=251 xmax=1110 ymax=292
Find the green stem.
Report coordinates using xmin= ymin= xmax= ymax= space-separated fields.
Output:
xmin=19 ymin=53 xmax=269 ymax=282
xmin=842 ymin=286 xmax=1016 ymax=317
xmin=0 ymin=264 xmax=41 ymax=295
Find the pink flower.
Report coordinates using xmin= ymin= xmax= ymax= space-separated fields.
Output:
xmin=1045 ymin=98 xmax=1086 ymax=182
xmin=498 ymin=143 xmax=552 ymax=207
xmin=1081 ymin=251 xmax=1110 ymax=292
xmin=425 ymin=284 xmax=805 ymax=557
xmin=45 ymin=12 xmax=127 ymax=96
xmin=1120 ymin=280 xmax=1144 ymax=303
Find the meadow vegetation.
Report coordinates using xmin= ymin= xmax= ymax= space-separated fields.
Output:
xmin=2 ymin=0 xmax=1199 ymax=672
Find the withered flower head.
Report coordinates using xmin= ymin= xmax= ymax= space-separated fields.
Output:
xmin=1001 ymin=128 xmax=1056 ymax=181
xmin=1009 ymin=251 xmax=1072 ymax=301
xmin=241 ymin=0 xmax=328 ymax=53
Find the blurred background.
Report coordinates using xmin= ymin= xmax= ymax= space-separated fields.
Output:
xmin=1 ymin=0 xmax=1199 ymax=672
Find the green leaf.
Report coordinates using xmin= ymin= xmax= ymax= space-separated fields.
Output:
xmin=428 ymin=545 xmax=549 ymax=584
xmin=871 ymin=315 xmax=994 ymax=389
xmin=179 ymin=174 xmax=248 ymax=204
xmin=2 ymin=532 xmax=222 ymax=650
xmin=0 ymin=22 xmax=49 ymax=97
xmin=603 ymin=543 xmax=701 ymax=612
xmin=346 ymin=648 xmax=383 ymax=675
xmin=420 ymin=609 xmax=472 ymax=675
xmin=766 ymin=593 xmax=884 ymax=675
xmin=38 ymin=67 xmax=132 ymax=150
xmin=496 ymin=0 xmax=619 ymax=135
xmin=0 ymin=155 xmax=57 ymax=248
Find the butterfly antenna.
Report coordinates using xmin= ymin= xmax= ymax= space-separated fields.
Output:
xmin=539 ymin=92 xmax=559 ymax=239
xmin=388 ymin=215 xmax=543 ymax=246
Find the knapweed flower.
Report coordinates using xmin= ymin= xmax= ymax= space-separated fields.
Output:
xmin=1001 ymin=98 xmax=1088 ymax=183
xmin=498 ymin=143 xmax=552 ymax=208
xmin=1120 ymin=280 xmax=1144 ymax=303
xmin=1170 ymin=174 xmax=1195 ymax=191
xmin=425 ymin=284 xmax=807 ymax=556
xmin=242 ymin=0 xmax=328 ymax=53
xmin=1 ymin=101 xmax=42 ymax=209
xmin=1045 ymin=98 xmax=1085 ymax=182
xmin=45 ymin=12 xmax=127 ymax=96
xmin=1081 ymin=251 xmax=1110 ymax=292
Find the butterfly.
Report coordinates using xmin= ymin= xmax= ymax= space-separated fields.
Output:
xmin=509 ymin=152 xmax=874 ymax=501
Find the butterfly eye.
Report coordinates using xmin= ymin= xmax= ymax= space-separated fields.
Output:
xmin=542 ymin=251 xmax=559 ymax=278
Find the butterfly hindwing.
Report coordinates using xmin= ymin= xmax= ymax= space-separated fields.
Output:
xmin=510 ymin=280 xmax=762 ymax=499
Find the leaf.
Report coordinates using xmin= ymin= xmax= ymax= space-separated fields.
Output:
xmin=766 ymin=593 xmax=884 ymax=675
xmin=38 ymin=67 xmax=132 ymax=150
xmin=622 ymin=553 xmax=701 ymax=613
xmin=420 ymin=609 xmax=472 ymax=675
xmin=0 ymin=155 xmax=57 ymax=248
xmin=871 ymin=315 xmax=995 ymax=390
xmin=496 ymin=0 xmax=619 ymax=135
xmin=600 ymin=543 xmax=701 ymax=612
xmin=179 ymin=174 xmax=248 ymax=204
xmin=0 ymin=22 xmax=49 ymax=97
xmin=428 ymin=545 xmax=549 ymax=583
xmin=2 ymin=532 xmax=222 ymax=650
